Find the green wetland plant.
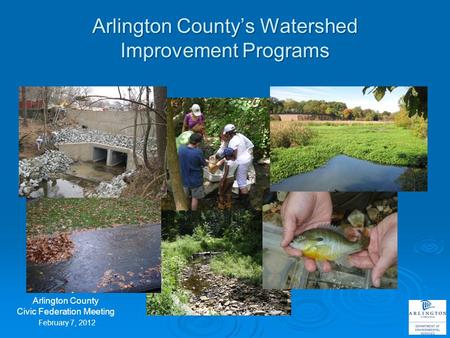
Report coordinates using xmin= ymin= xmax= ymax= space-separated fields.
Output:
xmin=270 ymin=123 xmax=427 ymax=183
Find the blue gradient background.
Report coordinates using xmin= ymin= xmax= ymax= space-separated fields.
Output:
xmin=1 ymin=0 xmax=447 ymax=337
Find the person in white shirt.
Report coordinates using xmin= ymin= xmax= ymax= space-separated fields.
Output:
xmin=36 ymin=135 xmax=44 ymax=151
xmin=217 ymin=124 xmax=254 ymax=206
xmin=216 ymin=147 xmax=239 ymax=209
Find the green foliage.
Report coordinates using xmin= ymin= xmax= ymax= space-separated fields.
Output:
xmin=342 ymin=108 xmax=353 ymax=120
xmin=364 ymin=86 xmax=427 ymax=119
xmin=272 ymin=97 xmax=386 ymax=120
xmin=363 ymin=86 xmax=396 ymax=101
xmin=413 ymin=117 xmax=427 ymax=138
xmin=168 ymin=98 xmax=270 ymax=158
xmin=146 ymin=240 xmax=191 ymax=315
xmin=394 ymin=109 xmax=412 ymax=128
xmin=210 ymin=253 xmax=262 ymax=285
xmin=394 ymin=108 xmax=427 ymax=139
xmin=271 ymin=123 xmax=428 ymax=183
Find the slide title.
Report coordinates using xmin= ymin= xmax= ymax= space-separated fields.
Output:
xmin=92 ymin=17 xmax=358 ymax=63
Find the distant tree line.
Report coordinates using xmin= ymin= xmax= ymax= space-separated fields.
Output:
xmin=269 ymin=98 xmax=393 ymax=121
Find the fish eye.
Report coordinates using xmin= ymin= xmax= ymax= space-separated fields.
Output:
xmin=314 ymin=237 xmax=324 ymax=242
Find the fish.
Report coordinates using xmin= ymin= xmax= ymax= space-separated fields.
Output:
xmin=290 ymin=227 xmax=369 ymax=264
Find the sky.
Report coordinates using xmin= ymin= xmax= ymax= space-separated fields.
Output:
xmin=270 ymin=86 xmax=409 ymax=113
xmin=85 ymin=86 xmax=154 ymax=103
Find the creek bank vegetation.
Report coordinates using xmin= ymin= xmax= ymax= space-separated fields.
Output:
xmin=147 ymin=210 xmax=290 ymax=315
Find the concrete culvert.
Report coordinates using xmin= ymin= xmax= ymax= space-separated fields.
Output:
xmin=93 ymin=147 xmax=107 ymax=163
xmin=108 ymin=150 xmax=127 ymax=167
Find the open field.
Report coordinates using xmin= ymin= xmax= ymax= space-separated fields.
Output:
xmin=270 ymin=121 xmax=427 ymax=183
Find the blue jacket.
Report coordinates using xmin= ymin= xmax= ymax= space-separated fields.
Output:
xmin=178 ymin=145 xmax=206 ymax=188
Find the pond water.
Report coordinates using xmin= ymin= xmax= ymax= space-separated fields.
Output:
xmin=271 ymin=155 xmax=426 ymax=192
xmin=27 ymin=224 xmax=161 ymax=293
xmin=29 ymin=161 xmax=126 ymax=198
xmin=29 ymin=178 xmax=87 ymax=198
xmin=67 ymin=161 xmax=125 ymax=182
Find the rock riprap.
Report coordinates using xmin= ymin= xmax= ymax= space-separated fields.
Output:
xmin=54 ymin=128 xmax=156 ymax=156
xmin=89 ymin=170 xmax=135 ymax=198
xmin=19 ymin=151 xmax=74 ymax=197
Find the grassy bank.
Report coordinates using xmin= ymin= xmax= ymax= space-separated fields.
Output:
xmin=27 ymin=198 xmax=160 ymax=236
xmin=270 ymin=122 xmax=427 ymax=183
xmin=146 ymin=229 xmax=262 ymax=315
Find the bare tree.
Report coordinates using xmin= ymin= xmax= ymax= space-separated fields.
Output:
xmin=42 ymin=87 xmax=49 ymax=144
xmin=142 ymin=87 xmax=152 ymax=169
xmin=21 ymin=87 xmax=28 ymax=127
xmin=153 ymin=86 xmax=167 ymax=165
xmin=78 ymin=88 xmax=167 ymax=168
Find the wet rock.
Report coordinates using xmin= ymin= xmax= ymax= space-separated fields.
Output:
xmin=19 ymin=150 xmax=74 ymax=197
xmin=88 ymin=170 xmax=135 ymax=198
xmin=262 ymin=204 xmax=272 ymax=212
xmin=277 ymin=191 xmax=288 ymax=202
xmin=253 ymin=310 xmax=266 ymax=315
xmin=269 ymin=310 xmax=283 ymax=315
xmin=347 ymin=209 xmax=365 ymax=227
xmin=367 ymin=208 xmax=380 ymax=222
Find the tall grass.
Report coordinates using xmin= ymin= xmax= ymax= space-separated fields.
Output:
xmin=270 ymin=121 xmax=316 ymax=148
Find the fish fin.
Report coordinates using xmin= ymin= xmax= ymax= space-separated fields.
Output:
xmin=334 ymin=255 xmax=352 ymax=268
xmin=314 ymin=224 xmax=346 ymax=235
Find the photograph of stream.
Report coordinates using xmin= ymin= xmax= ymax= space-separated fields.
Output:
xmin=270 ymin=86 xmax=428 ymax=192
xmin=19 ymin=86 xmax=167 ymax=200
xmin=20 ymin=87 xmax=167 ymax=294
xmin=147 ymin=210 xmax=291 ymax=316
xmin=26 ymin=198 xmax=161 ymax=293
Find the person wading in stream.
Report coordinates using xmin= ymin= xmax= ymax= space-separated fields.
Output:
xmin=216 ymin=147 xmax=239 ymax=210
xmin=217 ymin=124 xmax=254 ymax=208
xmin=178 ymin=133 xmax=206 ymax=211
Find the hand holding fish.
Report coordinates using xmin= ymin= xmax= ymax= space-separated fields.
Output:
xmin=280 ymin=192 xmax=333 ymax=273
xmin=349 ymin=213 xmax=398 ymax=287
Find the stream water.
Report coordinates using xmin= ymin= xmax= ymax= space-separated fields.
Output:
xmin=30 ymin=161 xmax=127 ymax=198
xmin=27 ymin=224 xmax=161 ymax=293
xmin=180 ymin=255 xmax=291 ymax=315
xmin=271 ymin=155 xmax=426 ymax=191
xmin=181 ymin=259 xmax=213 ymax=296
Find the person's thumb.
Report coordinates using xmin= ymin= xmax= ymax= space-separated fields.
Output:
xmin=371 ymin=254 xmax=392 ymax=287
xmin=281 ymin=213 xmax=296 ymax=248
